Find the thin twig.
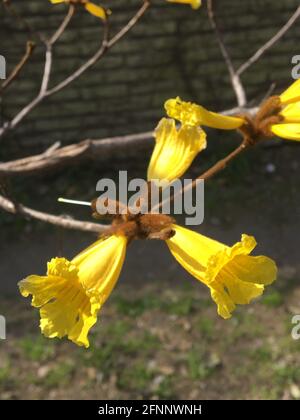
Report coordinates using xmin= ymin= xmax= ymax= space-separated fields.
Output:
xmin=0 ymin=6 xmax=77 ymax=138
xmin=207 ymin=0 xmax=247 ymax=107
xmin=237 ymin=5 xmax=300 ymax=76
xmin=2 ymin=0 xmax=45 ymax=43
xmin=49 ymin=4 xmax=75 ymax=45
xmin=0 ymin=0 xmax=151 ymax=140
xmin=46 ymin=16 xmax=110 ymax=96
xmin=47 ymin=0 xmax=150 ymax=96
xmin=153 ymin=140 xmax=249 ymax=213
xmin=0 ymin=131 xmax=154 ymax=177
xmin=0 ymin=102 xmax=260 ymax=178
xmin=0 ymin=41 xmax=35 ymax=94
xmin=40 ymin=5 xmax=75 ymax=95
xmin=0 ymin=194 xmax=108 ymax=234
xmin=0 ymin=138 xmax=249 ymax=234
xmin=194 ymin=141 xmax=248 ymax=182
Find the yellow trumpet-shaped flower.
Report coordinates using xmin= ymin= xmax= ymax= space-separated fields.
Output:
xmin=165 ymin=97 xmax=245 ymax=130
xmin=270 ymin=79 xmax=300 ymax=141
xmin=147 ymin=117 xmax=206 ymax=182
xmin=50 ymin=0 xmax=107 ymax=20
xmin=166 ymin=225 xmax=277 ymax=319
xmin=166 ymin=0 xmax=202 ymax=9
xmin=19 ymin=235 xmax=127 ymax=347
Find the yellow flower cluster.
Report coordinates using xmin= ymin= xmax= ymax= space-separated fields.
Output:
xmin=20 ymin=92 xmax=279 ymax=346
xmin=20 ymin=0 xmax=291 ymax=348
xmin=162 ymin=81 xmax=300 ymax=142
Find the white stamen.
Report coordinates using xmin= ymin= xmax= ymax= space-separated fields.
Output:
xmin=58 ymin=197 xmax=91 ymax=207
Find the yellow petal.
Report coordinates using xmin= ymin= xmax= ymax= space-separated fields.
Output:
xmin=165 ymin=97 xmax=244 ymax=129
xmin=19 ymin=272 xmax=71 ymax=308
xmin=228 ymin=255 xmax=277 ymax=286
xmin=197 ymin=108 xmax=245 ymax=130
xmin=209 ymin=280 xmax=263 ymax=319
xmin=39 ymin=273 xmax=100 ymax=348
xmin=73 ymin=235 xmax=127 ymax=302
xmin=19 ymin=258 xmax=96 ymax=347
xmin=280 ymin=101 xmax=300 ymax=123
xmin=271 ymin=123 xmax=300 ymax=141
xmin=217 ymin=269 xmax=264 ymax=305
xmin=84 ymin=2 xmax=107 ymax=19
xmin=50 ymin=0 xmax=66 ymax=3
xmin=166 ymin=224 xmax=225 ymax=284
xmin=167 ymin=225 xmax=277 ymax=318
xmin=19 ymin=235 xmax=127 ymax=347
xmin=209 ymin=286 xmax=235 ymax=319
xmin=166 ymin=0 xmax=202 ymax=9
xmin=280 ymin=79 xmax=300 ymax=105
xmin=147 ymin=118 xmax=206 ymax=182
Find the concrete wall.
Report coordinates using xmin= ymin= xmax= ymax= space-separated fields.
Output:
xmin=1 ymin=0 xmax=299 ymax=155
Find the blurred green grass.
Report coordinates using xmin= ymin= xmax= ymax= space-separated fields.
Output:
xmin=1 ymin=273 xmax=300 ymax=400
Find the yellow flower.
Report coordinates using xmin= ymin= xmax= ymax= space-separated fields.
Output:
xmin=19 ymin=235 xmax=127 ymax=347
xmin=165 ymin=97 xmax=245 ymax=130
xmin=50 ymin=0 xmax=107 ymax=20
xmin=147 ymin=117 xmax=206 ymax=182
xmin=166 ymin=0 xmax=202 ymax=9
xmin=166 ymin=225 xmax=277 ymax=319
xmin=270 ymin=79 xmax=300 ymax=141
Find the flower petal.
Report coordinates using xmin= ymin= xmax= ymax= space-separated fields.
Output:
xmin=280 ymin=79 xmax=300 ymax=104
xmin=19 ymin=259 xmax=98 ymax=348
xmin=19 ymin=273 xmax=69 ymax=308
xmin=147 ymin=118 xmax=206 ymax=182
xmin=84 ymin=2 xmax=107 ymax=19
xmin=39 ymin=280 xmax=99 ymax=347
xmin=166 ymin=224 xmax=225 ymax=284
xmin=166 ymin=0 xmax=202 ymax=10
xmin=271 ymin=123 xmax=300 ymax=141
xmin=209 ymin=286 xmax=236 ymax=319
xmin=165 ymin=97 xmax=244 ymax=129
xmin=280 ymin=101 xmax=300 ymax=123
xmin=219 ymin=270 xmax=264 ymax=305
xmin=227 ymin=255 xmax=277 ymax=286
xmin=73 ymin=235 xmax=127 ymax=300
xmin=197 ymin=108 xmax=245 ymax=130
xmin=209 ymin=279 xmax=263 ymax=319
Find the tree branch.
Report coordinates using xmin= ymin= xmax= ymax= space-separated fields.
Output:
xmin=40 ymin=5 xmax=75 ymax=96
xmin=2 ymin=0 xmax=45 ymax=43
xmin=0 ymin=41 xmax=35 ymax=94
xmin=153 ymin=140 xmax=249 ymax=213
xmin=0 ymin=0 xmax=150 ymax=140
xmin=0 ymin=193 xmax=108 ymax=234
xmin=0 ymin=103 xmax=261 ymax=178
xmin=207 ymin=0 xmax=247 ymax=107
xmin=236 ymin=5 xmax=300 ymax=76
xmin=0 ymin=131 xmax=153 ymax=177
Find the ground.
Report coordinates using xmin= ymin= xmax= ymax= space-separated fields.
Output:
xmin=1 ymin=275 xmax=300 ymax=400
